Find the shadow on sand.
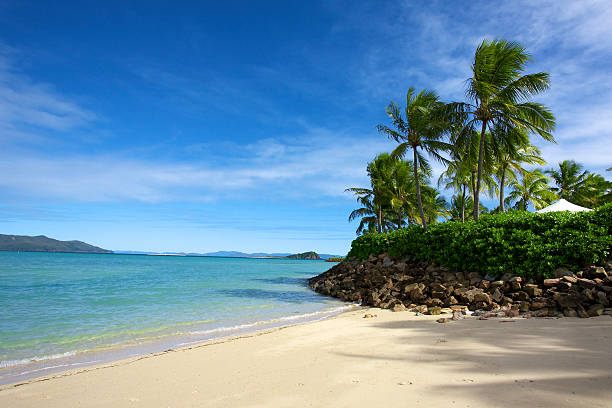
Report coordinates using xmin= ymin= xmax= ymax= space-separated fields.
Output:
xmin=335 ymin=316 xmax=612 ymax=407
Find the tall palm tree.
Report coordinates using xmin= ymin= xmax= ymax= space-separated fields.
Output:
xmin=507 ymin=169 xmax=555 ymax=211
xmin=377 ymin=88 xmax=451 ymax=229
xmin=446 ymin=39 xmax=556 ymax=220
xmin=494 ymin=130 xmax=545 ymax=212
xmin=546 ymin=160 xmax=589 ymax=201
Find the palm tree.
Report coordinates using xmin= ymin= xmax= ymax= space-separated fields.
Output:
xmin=446 ymin=39 xmax=556 ymax=220
xmin=346 ymin=188 xmax=393 ymax=235
xmin=377 ymin=88 xmax=451 ymax=229
xmin=546 ymin=160 xmax=589 ymax=201
xmin=421 ymin=187 xmax=450 ymax=225
xmin=494 ymin=130 xmax=545 ymax=212
xmin=507 ymin=169 xmax=556 ymax=211
xmin=346 ymin=154 xmax=420 ymax=234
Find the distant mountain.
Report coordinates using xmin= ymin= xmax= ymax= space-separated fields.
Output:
xmin=0 ymin=234 xmax=112 ymax=254
xmin=284 ymin=251 xmax=322 ymax=260
xmin=202 ymin=251 xmax=292 ymax=258
xmin=201 ymin=251 xmax=342 ymax=260
xmin=113 ymin=250 xmax=344 ymax=260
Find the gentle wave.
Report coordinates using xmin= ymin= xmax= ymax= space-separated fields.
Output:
xmin=0 ymin=304 xmax=356 ymax=372
xmin=0 ymin=351 xmax=78 ymax=369
xmin=185 ymin=304 xmax=355 ymax=337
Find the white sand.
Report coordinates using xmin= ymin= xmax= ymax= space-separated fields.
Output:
xmin=1 ymin=308 xmax=611 ymax=407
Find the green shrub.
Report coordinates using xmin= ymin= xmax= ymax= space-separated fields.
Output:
xmin=347 ymin=203 xmax=612 ymax=279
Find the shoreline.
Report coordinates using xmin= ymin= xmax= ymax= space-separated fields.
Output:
xmin=0 ymin=306 xmax=360 ymax=391
xmin=0 ymin=303 xmax=357 ymax=387
xmin=2 ymin=308 xmax=611 ymax=407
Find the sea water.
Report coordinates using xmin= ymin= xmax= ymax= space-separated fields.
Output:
xmin=0 ymin=252 xmax=349 ymax=385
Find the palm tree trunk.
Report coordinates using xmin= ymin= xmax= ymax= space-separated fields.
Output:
xmin=461 ymin=183 xmax=466 ymax=223
xmin=499 ymin=164 xmax=506 ymax=213
xmin=413 ymin=147 xmax=427 ymax=230
xmin=474 ymin=120 xmax=487 ymax=221
xmin=470 ymin=171 xmax=476 ymax=200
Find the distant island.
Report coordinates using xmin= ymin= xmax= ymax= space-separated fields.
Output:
xmin=284 ymin=251 xmax=322 ymax=260
xmin=0 ymin=234 xmax=112 ymax=254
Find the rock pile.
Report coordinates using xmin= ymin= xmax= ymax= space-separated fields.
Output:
xmin=308 ymin=254 xmax=612 ymax=318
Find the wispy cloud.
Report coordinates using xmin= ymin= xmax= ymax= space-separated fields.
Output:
xmin=0 ymin=127 xmax=396 ymax=203
xmin=0 ymin=44 xmax=96 ymax=144
xmin=331 ymin=0 xmax=612 ymax=172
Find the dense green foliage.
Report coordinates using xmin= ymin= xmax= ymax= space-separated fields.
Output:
xmin=347 ymin=204 xmax=612 ymax=280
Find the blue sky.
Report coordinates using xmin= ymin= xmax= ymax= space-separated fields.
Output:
xmin=1 ymin=1 xmax=611 ymax=254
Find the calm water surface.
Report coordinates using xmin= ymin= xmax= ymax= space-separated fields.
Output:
xmin=0 ymin=252 xmax=348 ymax=384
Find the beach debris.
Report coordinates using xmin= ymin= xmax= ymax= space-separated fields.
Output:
xmin=451 ymin=311 xmax=464 ymax=320
xmin=436 ymin=317 xmax=449 ymax=323
xmin=363 ymin=313 xmax=377 ymax=318
xmin=397 ymin=381 xmax=412 ymax=385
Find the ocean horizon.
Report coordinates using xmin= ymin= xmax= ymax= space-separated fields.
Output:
xmin=0 ymin=252 xmax=350 ymax=385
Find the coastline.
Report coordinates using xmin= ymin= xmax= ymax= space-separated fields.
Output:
xmin=0 ymin=303 xmax=357 ymax=386
xmin=2 ymin=308 xmax=611 ymax=407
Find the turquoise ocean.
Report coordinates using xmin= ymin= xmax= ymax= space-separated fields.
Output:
xmin=0 ymin=252 xmax=350 ymax=385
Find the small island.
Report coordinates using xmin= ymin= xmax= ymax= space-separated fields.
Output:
xmin=284 ymin=251 xmax=322 ymax=260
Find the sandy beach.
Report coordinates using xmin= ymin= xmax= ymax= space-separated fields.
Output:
xmin=1 ymin=308 xmax=611 ymax=408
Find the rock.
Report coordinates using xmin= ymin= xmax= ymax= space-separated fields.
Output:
xmin=586 ymin=267 xmax=608 ymax=280
xmin=597 ymin=291 xmax=610 ymax=307
xmin=451 ymin=311 xmax=464 ymax=320
xmin=544 ymin=278 xmax=561 ymax=287
xmin=403 ymin=283 xmax=419 ymax=293
xmin=563 ymin=308 xmax=578 ymax=317
xmin=363 ymin=313 xmax=377 ymax=318
xmin=525 ymin=284 xmax=542 ymax=297
xmin=534 ymin=308 xmax=549 ymax=317
xmin=518 ymin=301 xmax=530 ymax=312
xmin=491 ymin=288 xmax=503 ymax=303
xmin=558 ymin=281 xmax=573 ymax=291
xmin=382 ymin=256 xmax=394 ymax=267
xmin=576 ymin=305 xmax=589 ymax=319
xmin=391 ymin=302 xmax=407 ymax=312
xmin=428 ymin=306 xmax=442 ymax=315
xmin=505 ymin=309 xmax=520 ymax=318
xmin=577 ymin=278 xmax=596 ymax=289
xmin=450 ymin=305 xmax=468 ymax=312
xmin=530 ymin=300 xmax=548 ymax=310
xmin=554 ymin=268 xmax=576 ymax=278
xmin=554 ymin=292 xmax=583 ymax=308
xmin=490 ymin=280 xmax=505 ymax=288
xmin=500 ymin=273 xmax=514 ymax=282
xmin=436 ymin=317 xmax=450 ymax=323
xmin=473 ymin=292 xmax=492 ymax=304
xmin=587 ymin=304 xmax=605 ymax=317
xmin=412 ymin=305 xmax=428 ymax=314
xmin=368 ymin=254 xmax=377 ymax=262
xmin=562 ymin=275 xmax=578 ymax=284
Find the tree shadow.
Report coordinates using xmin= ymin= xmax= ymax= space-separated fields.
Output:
xmin=335 ymin=316 xmax=612 ymax=407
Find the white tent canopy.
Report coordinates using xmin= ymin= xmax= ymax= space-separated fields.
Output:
xmin=536 ymin=198 xmax=593 ymax=213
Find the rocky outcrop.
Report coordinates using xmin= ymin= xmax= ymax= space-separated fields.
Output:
xmin=308 ymin=254 xmax=612 ymax=318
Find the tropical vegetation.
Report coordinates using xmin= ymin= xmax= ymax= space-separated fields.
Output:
xmin=347 ymin=38 xmax=612 ymax=238
xmin=347 ymin=203 xmax=612 ymax=279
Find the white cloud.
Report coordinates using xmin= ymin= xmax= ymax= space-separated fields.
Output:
xmin=0 ymin=128 xmax=397 ymax=203
xmin=0 ymin=46 xmax=96 ymax=140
